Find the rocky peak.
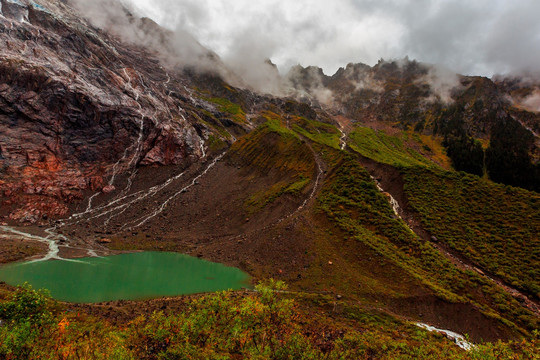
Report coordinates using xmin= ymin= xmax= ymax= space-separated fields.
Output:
xmin=284 ymin=57 xmax=539 ymax=190
xmin=287 ymin=65 xmax=329 ymax=91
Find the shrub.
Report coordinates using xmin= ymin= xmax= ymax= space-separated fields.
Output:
xmin=0 ymin=283 xmax=55 ymax=359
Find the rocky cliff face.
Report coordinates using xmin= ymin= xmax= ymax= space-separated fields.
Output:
xmin=288 ymin=60 xmax=505 ymax=135
xmin=0 ymin=0 xmax=214 ymax=223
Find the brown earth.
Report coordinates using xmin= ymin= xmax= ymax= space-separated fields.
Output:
xmin=0 ymin=236 xmax=47 ymax=263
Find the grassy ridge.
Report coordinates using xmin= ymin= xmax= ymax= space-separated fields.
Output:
xmin=291 ymin=116 xmax=342 ymax=149
xmin=342 ymin=124 xmax=539 ymax=302
xmin=228 ymin=118 xmax=314 ymax=176
xmin=227 ymin=115 xmax=316 ymax=214
xmin=349 ymin=127 xmax=437 ymax=168
xmin=404 ymin=168 xmax=540 ymax=298
xmin=317 ymin=156 xmax=538 ymax=332
xmin=206 ymin=97 xmax=247 ymax=124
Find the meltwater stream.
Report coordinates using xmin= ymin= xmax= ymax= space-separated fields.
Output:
xmin=0 ymin=252 xmax=250 ymax=303
xmin=416 ymin=323 xmax=474 ymax=351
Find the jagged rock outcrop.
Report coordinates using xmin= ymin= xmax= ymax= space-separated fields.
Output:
xmin=0 ymin=0 xmax=211 ymax=223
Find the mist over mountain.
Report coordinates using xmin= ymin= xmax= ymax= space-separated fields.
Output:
xmin=124 ymin=0 xmax=540 ymax=78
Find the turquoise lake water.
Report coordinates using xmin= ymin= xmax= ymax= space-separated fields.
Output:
xmin=0 ymin=252 xmax=250 ymax=303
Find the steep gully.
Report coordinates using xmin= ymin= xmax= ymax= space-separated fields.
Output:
xmin=367 ymin=176 xmax=476 ymax=349
xmin=329 ymin=116 xmax=474 ymax=349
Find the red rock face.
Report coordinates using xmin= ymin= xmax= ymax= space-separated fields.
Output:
xmin=0 ymin=1 xmax=209 ymax=223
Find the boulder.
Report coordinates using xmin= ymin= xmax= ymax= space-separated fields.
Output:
xmin=102 ymin=185 xmax=116 ymax=194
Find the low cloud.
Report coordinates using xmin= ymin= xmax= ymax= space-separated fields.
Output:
xmin=341 ymin=64 xmax=385 ymax=93
xmin=66 ymin=0 xmax=540 ymax=98
xmin=68 ymin=0 xmax=229 ymax=75
xmin=417 ymin=65 xmax=462 ymax=104
xmin=286 ymin=65 xmax=335 ymax=105
xmin=124 ymin=0 xmax=540 ymax=78
xmin=521 ymin=90 xmax=540 ymax=113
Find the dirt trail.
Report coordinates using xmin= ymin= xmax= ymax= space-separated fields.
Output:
xmin=275 ymin=138 xmax=326 ymax=219
xmin=203 ymin=135 xmax=327 ymax=252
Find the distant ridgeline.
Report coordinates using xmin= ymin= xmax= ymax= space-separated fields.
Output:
xmin=287 ymin=60 xmax=540 ymax=192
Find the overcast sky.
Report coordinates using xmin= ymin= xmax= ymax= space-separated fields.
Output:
xmin=125 ymin=0 xmax=540 ymax=77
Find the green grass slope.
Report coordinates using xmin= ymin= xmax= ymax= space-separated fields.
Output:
xmin=317 ymin=155 xmax=538 ymax=333
xmin=348 ymin=127 xmax=439 ymax=168
xmin=404 ymin=168 xmax=540 ymax=298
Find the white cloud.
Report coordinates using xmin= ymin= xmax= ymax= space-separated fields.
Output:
xmin=124 ymin=0 xmax=540 ymax=77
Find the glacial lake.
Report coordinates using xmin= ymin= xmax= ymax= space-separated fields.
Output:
xmin=0 ymin=252 xmax=250 ymax=303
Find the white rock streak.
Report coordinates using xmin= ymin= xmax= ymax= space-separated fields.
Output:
xmin=416 ymin=323 xmax=474 ymax=351
xmin=371 ymin=176 xmax=400 ymax=217
xmin=338 ymin=125 xmax=347 ymax=150
xmin=128 ymin=152 xmax=225 ymax=229
xmin=0 ymin=62 xmax=217 ymax=263
xmin=0 ymin=226 xmax=60 ymax=261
